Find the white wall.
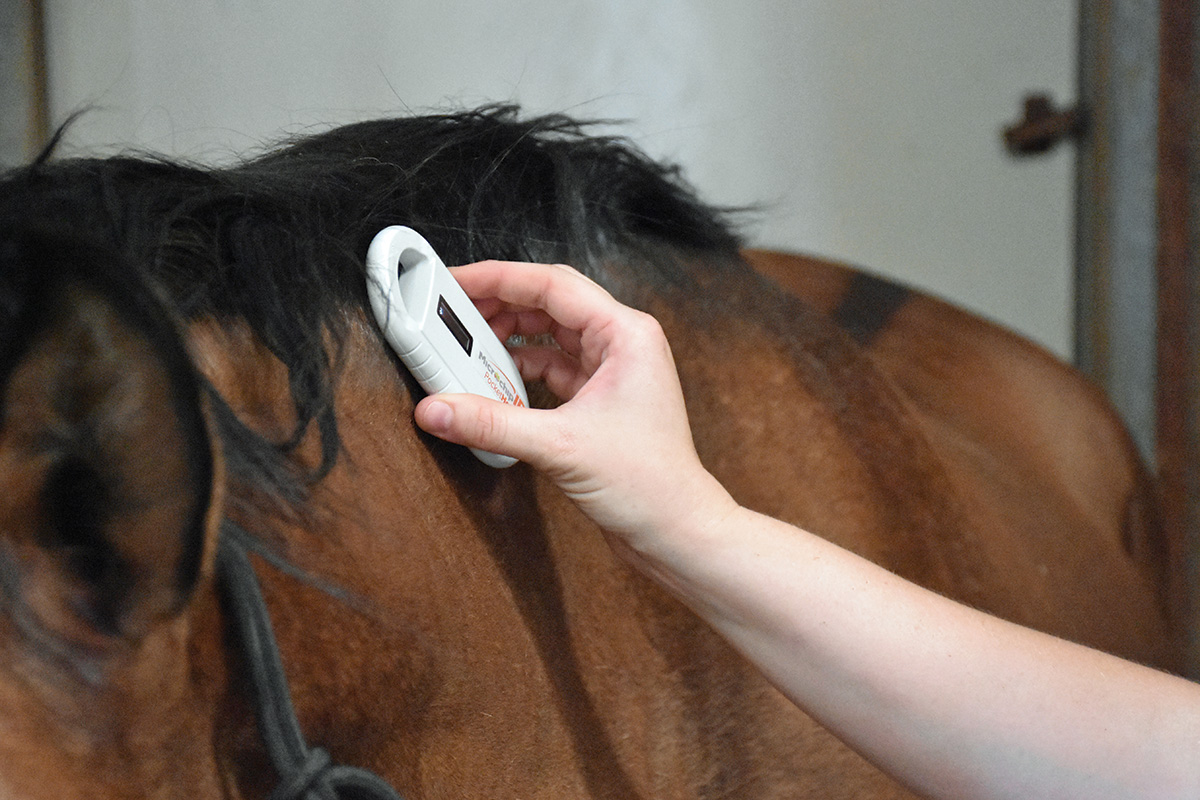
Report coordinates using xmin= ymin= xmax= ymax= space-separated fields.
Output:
xmin=42 ymin=0 xmax=1076 ymax=357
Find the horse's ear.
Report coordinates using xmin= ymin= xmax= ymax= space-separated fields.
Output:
xmin=0 ymin=233 xmax=220 ymax=651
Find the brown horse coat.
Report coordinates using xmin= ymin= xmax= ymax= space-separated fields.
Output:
xmin=0 ymin=108 xmax=1174 ymax=799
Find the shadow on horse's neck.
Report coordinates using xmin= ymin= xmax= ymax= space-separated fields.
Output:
xmin=200 ymin=317 xmax=655 ymax=797
xmin=441 ymin=457 xmax=650 ymax=799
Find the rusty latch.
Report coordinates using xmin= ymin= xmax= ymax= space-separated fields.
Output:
xmin=1002 ymin=93 xmax=1084 ymax=155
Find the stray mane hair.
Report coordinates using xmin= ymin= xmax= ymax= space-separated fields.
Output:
xmin=0 ymin=105 xmax=742 ymax=501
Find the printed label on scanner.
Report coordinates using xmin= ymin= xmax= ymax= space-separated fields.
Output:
xmin=477 ymin=350 xmax=525 ymax=406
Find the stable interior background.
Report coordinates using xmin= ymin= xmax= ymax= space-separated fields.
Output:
xmin=33 ymin=0 xmax=1076 ymax=360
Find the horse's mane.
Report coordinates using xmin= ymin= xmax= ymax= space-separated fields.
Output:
xmin=0 ymin=105 xmax=742 ymax=503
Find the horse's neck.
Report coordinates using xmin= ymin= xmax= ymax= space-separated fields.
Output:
xmin=192 ymin=319 xmax=602 ymax=788
xmin=191 ymin=295 xmax=974 ymax=797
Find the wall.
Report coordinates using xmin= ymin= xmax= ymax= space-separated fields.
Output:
xmin=41 ymin=0 xmax=1076 ymax=356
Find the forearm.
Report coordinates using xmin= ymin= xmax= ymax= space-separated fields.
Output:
xmin=634 ymin=503 xmax=1200 ymax=800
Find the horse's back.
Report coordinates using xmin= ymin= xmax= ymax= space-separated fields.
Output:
xmin=743 ymin=249 xmax=1173 ymax=667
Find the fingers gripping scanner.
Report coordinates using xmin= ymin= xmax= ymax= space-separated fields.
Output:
xmin=365 ymin=226 xmax=528 ymax=468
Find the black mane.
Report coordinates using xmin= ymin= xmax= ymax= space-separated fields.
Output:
xmin=0 ymin=105 xmax=743 ymax=493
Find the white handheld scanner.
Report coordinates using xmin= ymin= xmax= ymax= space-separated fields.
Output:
xmin=365 ymin=226 xmax=528 ymax=468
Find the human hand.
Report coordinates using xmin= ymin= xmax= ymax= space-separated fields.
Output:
xmin=413 ymin=260 xmax=734 ymax=542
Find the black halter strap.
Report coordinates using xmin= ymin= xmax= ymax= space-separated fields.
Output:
xmin=217 ymin=536 xmax=407 ymax=800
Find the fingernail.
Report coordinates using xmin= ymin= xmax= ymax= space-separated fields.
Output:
xmin=420 ymin=399 xmax=453 ymax=432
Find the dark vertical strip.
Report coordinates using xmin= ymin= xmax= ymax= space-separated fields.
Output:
xmin=1076 ymin=0 xmax=1114 ymax=380
xmin=27 ymin=0 xmax=49 ymax=152
xmin=0 ymin=0 xmax=49 ymax=164
xmin=1155 ymin=0 xmax=1200 ymax=676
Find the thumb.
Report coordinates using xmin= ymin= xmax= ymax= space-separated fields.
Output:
xmin=414 ymin=394 xmax=552 ymax=467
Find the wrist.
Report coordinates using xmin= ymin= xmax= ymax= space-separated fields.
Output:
xmin=606 ymin=465 xmax=742 ymax=586
xmin=657 ymin=469 xmax=742 ymax=551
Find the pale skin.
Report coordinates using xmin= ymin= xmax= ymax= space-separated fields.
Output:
xmin=414 ymin=259 xmax=1200 ymax=800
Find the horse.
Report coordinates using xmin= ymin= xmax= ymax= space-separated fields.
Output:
xmin=0 ymin=105 xmax=1174 ymax=799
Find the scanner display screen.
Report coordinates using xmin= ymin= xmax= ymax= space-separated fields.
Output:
xmin=437 ymin=296 xmax=474 ymax=355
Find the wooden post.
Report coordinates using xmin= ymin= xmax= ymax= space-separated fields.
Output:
xmin=1076 ymin=0 xmax=1161 ymax=463
xmin=0 ymin=0 xmax=48 ymax=165
xmin=1156 ymin=0 xmax=1200 ymax=676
